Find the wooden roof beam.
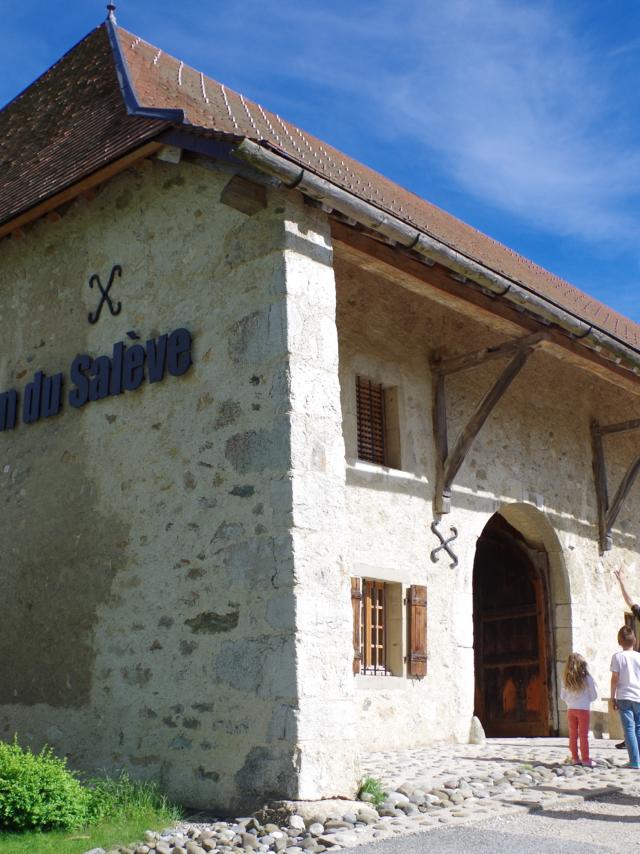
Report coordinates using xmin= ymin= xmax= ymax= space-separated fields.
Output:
xmin=431 ymin=338 xmax=541 ymax=514
xmin=591 ymin=418 xmax=640 ymax=552
xmin=0 ymin=141 xmax=163 ymax=243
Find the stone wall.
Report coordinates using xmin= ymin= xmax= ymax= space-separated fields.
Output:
xmin=0 ymin=157 xmax=357 ymax=809
xmin=334 ymin=249 xmax=640 ymax=746
xmin=2 ymin=147 xmax=638 ymax=808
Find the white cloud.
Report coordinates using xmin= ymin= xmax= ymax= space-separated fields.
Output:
xmin=82 ymin=0 xmax=640 ymax=254
xmin=379 ymin=1 xmax=640 ymax=243
xmin=156 ymin=0 xmax=640 ymax=247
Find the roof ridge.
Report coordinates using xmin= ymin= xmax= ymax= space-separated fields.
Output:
xmin=108 ymin=19 xmax=185 ymax=123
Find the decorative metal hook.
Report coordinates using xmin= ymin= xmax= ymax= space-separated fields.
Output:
xmin=430 ymin=520 xmax=459 ymax=569
xmin=88 ymin=264 xmax=122 ymax=324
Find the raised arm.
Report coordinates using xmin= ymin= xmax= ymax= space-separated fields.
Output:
xmin=614 ymin=569 xmax=635 ymax=609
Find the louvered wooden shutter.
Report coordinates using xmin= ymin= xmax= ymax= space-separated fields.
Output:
xmin=351 ymin=577 xmax=363 ymax=674
xmin=356 ymin=376 xmax=386 ymax=465
xmin=407 ymin=584 xmax=427 ymax=677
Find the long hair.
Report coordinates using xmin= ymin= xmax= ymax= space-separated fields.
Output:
xmin=563 ymin=652 xmax=589 ymax=692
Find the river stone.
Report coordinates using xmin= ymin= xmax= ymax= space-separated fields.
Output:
xmin=432 ymin=789 xmax=451 ymax=801
xmin=385 ymin=790 xmax=410 ymax=804
xmin=332 ymin=833 xmax=358 ymax=846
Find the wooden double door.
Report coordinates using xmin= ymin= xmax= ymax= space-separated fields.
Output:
xmin=473 ymin=516 xmax=551 ymax=737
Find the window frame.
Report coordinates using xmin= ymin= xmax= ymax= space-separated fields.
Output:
xmin=361 ymin=579 xmax=390 ymax=676
xmin=355 ymin=375 xmax=401 ymax=469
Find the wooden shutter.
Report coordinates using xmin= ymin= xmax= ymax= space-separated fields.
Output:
xmin=407 ymin=584 xmax=427 ymax=677
xmin=356 ymin=377 xmax=386 ymax=465
xmin=351 ymin=577 xmax=363 ymax=674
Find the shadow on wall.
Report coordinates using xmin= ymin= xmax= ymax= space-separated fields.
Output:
xmin=0 ymin=436 xmax=128 ymax=708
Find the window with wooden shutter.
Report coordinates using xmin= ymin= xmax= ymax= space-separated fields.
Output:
xmin=362 ymin=579 xmax=388 ymax=675
xmin=352 ymin=578 xmax=403 ymax=676
xmin=356 ymin=377 xmax=386 ymax=465
xmin=355 ymin=377 xmax=402 ymax=469
xmin=407 ymin=584 xmax=427 ymax=677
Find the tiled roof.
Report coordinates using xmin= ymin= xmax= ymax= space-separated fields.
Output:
xmin=1 ymin=20 xmax=638 ymax=354
xmin=116 ymin=25 xmax=640 ymax=354
xmin=0 ymin=26 xmax=166 ymax=231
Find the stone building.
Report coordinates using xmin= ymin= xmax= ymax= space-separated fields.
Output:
xmin=1 ymin=12 xmax=639 ymax=811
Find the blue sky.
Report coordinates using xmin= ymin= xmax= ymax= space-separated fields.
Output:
xmin=3 ymin=1 xmax=640 ymax=322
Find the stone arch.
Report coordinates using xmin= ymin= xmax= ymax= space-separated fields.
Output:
xmin=473 ymin=503 xmax=571 ymax=734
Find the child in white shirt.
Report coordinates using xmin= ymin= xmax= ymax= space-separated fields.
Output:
xmin=561 ymin=652 xmax=597 ymax=766
xmin=611 ymin=624 xmax=640 ymax=769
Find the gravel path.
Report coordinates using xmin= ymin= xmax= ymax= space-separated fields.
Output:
xmin=334 ymin=790 xmax=640 ymax=853
xmin=470 ymin=788 xmax=640 ymax=853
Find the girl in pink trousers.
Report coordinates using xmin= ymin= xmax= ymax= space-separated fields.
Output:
xmin=561 ymin=653 xmax=598 ymax=766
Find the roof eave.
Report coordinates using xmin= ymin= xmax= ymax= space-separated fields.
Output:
xmin=233 ymin=137 xmax=640 ymax=380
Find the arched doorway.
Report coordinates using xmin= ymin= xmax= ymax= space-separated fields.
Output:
xmin=473 ymin=513 xmax=553 ymax=737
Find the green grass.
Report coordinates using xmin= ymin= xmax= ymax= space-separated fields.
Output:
xmin=358 ymin=775 xmax=386 ymax=806
xmin=0 ymin=773 xmax=182 ymax=854
xmin=0 ymin=807 xmax=178 ymax=853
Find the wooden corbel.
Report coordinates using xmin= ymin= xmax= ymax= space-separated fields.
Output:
xmin=591 ymin=417 xmax=640 ymax=552
xmin=430 ymin=332 xmax=546 ymax=514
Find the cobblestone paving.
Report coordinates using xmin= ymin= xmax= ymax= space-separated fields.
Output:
xmin=87 ymin=739 xmax=640 ymax=853
xmin=359 ymin=737 xmax=640 ymax=831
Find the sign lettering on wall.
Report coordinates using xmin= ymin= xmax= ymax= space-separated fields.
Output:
xmin=0 ymin=328 xmax=192 ymax=432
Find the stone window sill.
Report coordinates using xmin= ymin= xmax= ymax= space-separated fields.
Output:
xmin=355 ymin=675 xmax=406 ymax=690
xmin=346 ymin=459 xmax=426 ymax=483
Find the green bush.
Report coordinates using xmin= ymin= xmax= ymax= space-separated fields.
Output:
xmin=0 ymin=737 xmax=89 ymax=831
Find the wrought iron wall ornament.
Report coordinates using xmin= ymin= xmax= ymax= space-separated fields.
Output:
xmin=88 ymin=264 xmax=122 ymax=324
xmin=430 ymin=520 xmax=459 ymax=569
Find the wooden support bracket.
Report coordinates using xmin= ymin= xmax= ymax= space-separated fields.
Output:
xmin=430 ymin=333 xmax=545 ymax=514
xmin=591 ymin=418 xmax=640 ymax=552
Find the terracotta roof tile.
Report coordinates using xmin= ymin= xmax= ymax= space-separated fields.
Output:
xmin=0 ymin=26 xmax=166 ymax=230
